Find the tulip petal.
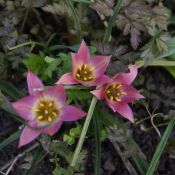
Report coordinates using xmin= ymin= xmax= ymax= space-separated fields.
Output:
xmin=91 ymin=55 xmax=111 ymax=77
xmin=43 ymin=85 xmax=66 ymax=103
xmin=61 ymin=105 xmax=86 ymax=121
xmin=56 ymin=72 xmax=78 ymax=85
xmin=77 ymin=40 xmax=90 ymax=63
xmin=112 ymin=65 xmax=138 ymax=84
xmin=12 ymin=95 xmax=37 ymax=120
xmin=18 ymin=126 xmax=41 ymax=147
xmin=27 ymin=70 xmax=44 ymax=95
xmin=105 ymin=98 xmax=134 ymax=122
xmin=121 ymin=84 xmax=144 ymax=103
xmin=91 ymin=87 xmax=106 ymax=100
xmin=44 ymin=121 xmax=62 ymax=136
xmin=114 ymin=103 xmax=134 ymax=122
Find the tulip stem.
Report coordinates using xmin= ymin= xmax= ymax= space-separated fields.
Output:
xmin=70 ymin=96 xmax=97 ymax=167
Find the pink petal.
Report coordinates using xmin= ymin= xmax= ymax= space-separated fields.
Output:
xmin=112 ymin=65 xmax=138 ymax=85
xmin=91 ymin=55 xmax=111 ymax=77
xmin=12 ymin=95 xmax=37 ymax=121
xmin=56 ymin=72 xmax=78 ymax=85
xmin=91 ymin=86 xmax=106 ymax=100
xmin=18 ymin=126 xmax=41 ymax=147
xmin=77 ymin=40 xmax=90 ymax=63
xmin=78 ymin=75 xmax=110 ymax=87
xmin=61 ymin=105 xmax=86 ymax=121
xmin=121 ymin=84 xmax=144 ymax=103
xmin=44 ymin=121 xmax=62 ymax=136
xmin=114 ymin=103 xmax=134 ymax=122
xmin=43 ymin=85 xmax=66 ymax=103
xmin=27 ymin=70 xmax=44 ymax=95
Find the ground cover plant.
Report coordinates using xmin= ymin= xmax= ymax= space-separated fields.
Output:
xmin=1 ymin=0 xmax=175 ymax=174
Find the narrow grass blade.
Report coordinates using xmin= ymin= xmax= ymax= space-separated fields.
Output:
xmin=0 ymin=130 xmax=21 ymax=150
xmin=0 ymin=79 xmax=23 ymax=100
xmin=146 ymin=117 xmax=175 ymax=175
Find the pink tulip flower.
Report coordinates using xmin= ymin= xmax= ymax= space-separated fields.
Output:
xmin=12 ymin=71 xmax=86 ymax=147
xmin=57 ymin=40 xmax=111 ymax=86
xmin=91 ymin=65 xmax=144 ymax=122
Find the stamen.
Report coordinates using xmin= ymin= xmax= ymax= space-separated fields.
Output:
xmin=49 ymin=102 xmax=53 ymax=107
xmin=35 ymin=99 xmax=59 ymax=123
xmin=52 ymin=111 xmax=57 ymax=117
xmin=76 ymin=73 xmax=80 ymax=78
xmin=121 ymin=92 xmax=127 ymax=95
xmin=110 ymin=96 xmax=114 ymax=100
xmin=48 ymin=117 xmax=52 ymax=122
xmin=90 ymin=67 xmax=95 ymax=72
xmin=35 ymin=109 xmax=40 ymax=112
xmin=75 ymin=64 xmax=94 ymax=82
xmin=106 ymin=83 xmax=127 ymax=103
xmin=38 ymin=115 xmax=43 ymax=120
xmin=39 ymin=103 xmax=45 ymax=107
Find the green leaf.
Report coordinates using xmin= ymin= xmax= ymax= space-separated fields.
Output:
xmin=146 ymin=117 xmax=175 ymax=175
xmin=45 ymin=59 xmax=61 ymax=78
xmin=165 ymin=66 xmax=175 ymax=77
xmin=0 ymin=130 xmax=21 ymax=150
xmin=23 ymin=53 xmax=47 ymax=80
xmin=0 ymin=79 xmax=23 ymax=100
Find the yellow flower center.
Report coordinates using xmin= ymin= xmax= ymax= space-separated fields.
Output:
xmin=34 ymin=99 xmax=59 ymax=123
xmin=75 ymin=64 xmax=94 ymax=82
xmin=105 ymin=83 xmax=127 ymax=102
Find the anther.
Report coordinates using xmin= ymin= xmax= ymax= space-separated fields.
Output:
xmin=90 ymin=67 xmax=95 ymax=72
xmin=115 ymin=97 xmax=121 ymax=102
xmin=83 ymin=77 xmax=87 ymax=81
xmin=39 ymin=103 xmax=45 ymax=107
xmin=76 ymin=73 xmax=80 ymax=78
xmin=35 ymin=109 xmax=40 ymax=112
xmin=83 ymin=64 xmax=87 ymax=69
xmin=48 ymin=117 xmax=52 ymax=122
xmin=49 ymin=102 xmax=53 ymax=107
xmin=38 ymin=115 xmax=43 ymax=120
xmin=110 ymin=96 xmax=114 ymax=100
xmin=52 ymin=111 xmax=57 ymax=117
xmin=121 ymin=92 xmax=127 ymax=95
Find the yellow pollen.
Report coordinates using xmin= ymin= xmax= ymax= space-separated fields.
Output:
xmin=49 ymin=102 xmax=53 ymax=107
xmin=83 ymin=64 xmax=87 ymax=69
xmin=75 ymin=64 xmax=94 ymax=82
xmin=110 ymin=96 xmax=114 ymax=100
xmin=115 ymin=97 xmax=121 ymax=102
xmin=106 ymin=83 xmax=127 ymax=102
xmin=39 ymin=103 xmax=45 ymax=107
xmin=35 ymin=109 xmax=40 ymax=112
xmin=90 ymin=67 xmax=95 ymax=72
xmin=35 ymin=99 xmax=59 ymax=123
xmin=121 ymin=92 xmax=127 ymax=95
xmin=52 ymin=111 xmax=57 ymax=117
xmin=48 ymin=117 xmax=52 ymax=122
xmin=38 ymin=115 xmax=43 ymax=120
xmin=116 ymin=84 xmax=122 ymax=89
xmin=76 ymin=73 xmax=80 ymax=78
